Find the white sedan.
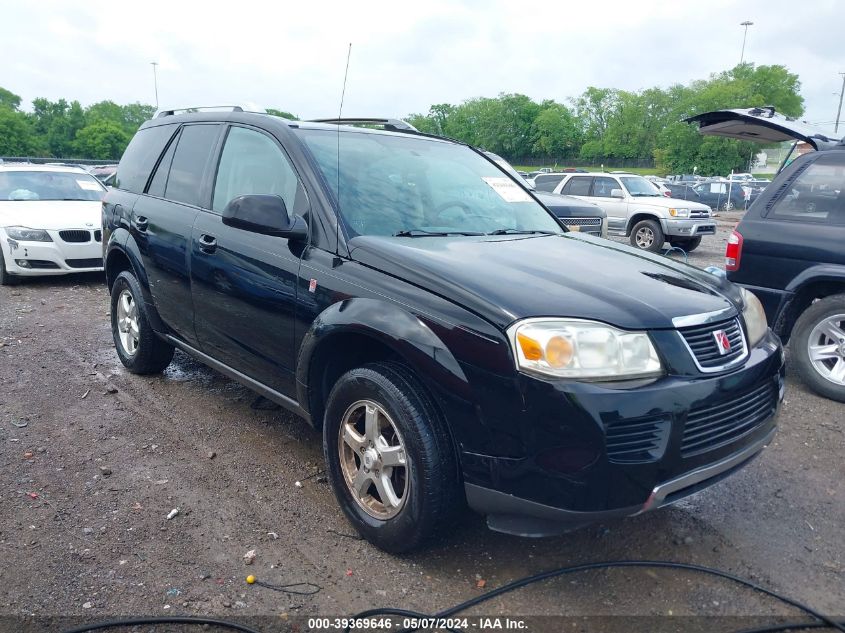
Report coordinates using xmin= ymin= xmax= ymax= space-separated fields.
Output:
xmin=0 ymin=164 xmax=106 ymax=285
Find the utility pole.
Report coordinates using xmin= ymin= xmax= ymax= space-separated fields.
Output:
xmin=739 ymin=21 xmax=753 ymax=65
xmin=835 ymin=72 xmax=845 ymax=135
xmin=151 ymin=62 xmax=159 ymax=109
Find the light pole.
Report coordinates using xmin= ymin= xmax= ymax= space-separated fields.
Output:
xmin=739 ymin=21 xmax=753 ymax=65
xmin=151 ymin=62 xmax=159 ymax=109
xmin=835 ymin=72 xmax=845 ymax=135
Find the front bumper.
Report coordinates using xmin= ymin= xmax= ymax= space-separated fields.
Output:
xmin=462 ymin=330 xmax=784 ymax=536
xmin=2 ymin=230 xmax=103 ymax=275
xmin=664 ymin=218 xmax=716 ymax=238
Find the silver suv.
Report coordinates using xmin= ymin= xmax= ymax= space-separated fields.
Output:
xmin=551 ymin=172 xmax=715 ymax=252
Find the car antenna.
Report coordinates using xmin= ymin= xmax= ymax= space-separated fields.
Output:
xmin=336 ymin=42 xmax=352 ymax=250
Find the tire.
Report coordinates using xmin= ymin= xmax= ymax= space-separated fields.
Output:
xmin=0 ymin=249 xmax=19 ymax=286
xmin=629 ymin=219 xmax=664 ymax=253
xmin=323 ymin=362 xmax=462 ymax=553
xmin=720 ymin=200 xmax=735 ymax=212
xmin=110 ymin=270 xmax=174 ymax=374
xmin=669 ymin=236 xmax=702 ymax=252
xmin=791 ymin=294 xmax=845 ymax=403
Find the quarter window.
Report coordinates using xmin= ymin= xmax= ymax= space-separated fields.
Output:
xmin=164 ymin=124 xmax=221 ymax=207
xmin=534 ymin=174 xmax=565 ymax=192
xmin=146 ymin=131 xmax=179 ymax=198
xmin=768 ymin=154 xmax=845 ymax=224
xmin=212 ymin=126 xmax=300 ymax=213
xmin=115 ymin=124 xmax=178 ymax=194
xmin=561 ymin=177 xmax=593 ymax=196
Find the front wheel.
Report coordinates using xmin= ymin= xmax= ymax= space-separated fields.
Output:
xmin=669 ymin=236 xmax=702 ymax=252
xmin=323 ymin=362 xmax=462 ymax=553
xmin=0 ymin=249 xmax=19 ymax=286
xmin=110 ymin=271 xmax=174 ymax=374
xmin=792 ymin=294 xmax=845 ymax=403
xmin=630 ymin=219 xmax=664 ymax=253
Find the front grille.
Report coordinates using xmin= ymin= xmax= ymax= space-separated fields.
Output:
xmin=682 ymin=381 xmax=777 ymax=456
xmin=563 ymin=217 xmax=602 ymax=227
xmin=65 ymin=258 xmax=102 ymax=269
xmin=605 ymin=415 xmax=671 ymax=464
xmin=679 ymin=318 xmax=746 ymax=370
xmin=689 ymin=210 xmax=710 ymax=219
xmin=59 ymin=229 xmax=91 ymax=243
xmin=94 ymin=229 xmax=102 ymax=242
xmin=26 ymin=260 xmax=60 ymax=269
xmin=695 ymin=225 xmax=715 ymax=234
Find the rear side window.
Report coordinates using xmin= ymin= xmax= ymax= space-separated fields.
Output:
xmin=592 ymin=177 xmax=618 ymax=197
xmin=115 ymin=124 xmax=178 ymax=193
xmin=146 ymin=131 xmax=179 ymax=198
xmin=767 ymin=153 xmax=845 ymax=225
xmin=561 ymin=177 xmax=593 ymax=196
xmin=533 ymin=174 xmax=565 ymax=192
xmin=164 ymin=124 xmax=221 ymax=207
xmin=212 ymin=126 xmax=300 ymax=213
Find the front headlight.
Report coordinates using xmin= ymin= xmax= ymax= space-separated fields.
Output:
xmin=740 ymin=288 xmax=768 ymax=347
xmin=508 ymin=319 xmax=663 ymax=380
xmin=5 ymin=227 xmax=53 ymax=242
xmin=669 ymin=208 xmax=689 ymax=217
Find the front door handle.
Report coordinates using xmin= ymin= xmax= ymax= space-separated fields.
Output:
xmin=133 ymin=215 xmax=149 ymax=232
xmin=199 ymin=233 xmax=218 ymax=254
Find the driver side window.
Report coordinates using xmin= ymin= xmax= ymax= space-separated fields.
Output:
xmin=212 ymin=126 xmax=300 ymax=213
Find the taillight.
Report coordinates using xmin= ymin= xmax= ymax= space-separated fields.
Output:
xmin=725 ymin=229 xmax=743 ymax=271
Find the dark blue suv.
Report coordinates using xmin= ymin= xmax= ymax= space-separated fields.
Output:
xmin=103 ymin=108 xmax=784 ymax=552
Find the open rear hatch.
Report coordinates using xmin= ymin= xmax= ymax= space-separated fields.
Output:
xmin=685 ymin=107 xmax=841 ymax=151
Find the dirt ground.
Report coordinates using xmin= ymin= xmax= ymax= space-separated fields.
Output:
xmin=1 ymin=214 xmax=843 ymax=633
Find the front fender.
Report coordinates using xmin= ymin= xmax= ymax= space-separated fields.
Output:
xmin=296 ymin=298 xmax=471 ymax=411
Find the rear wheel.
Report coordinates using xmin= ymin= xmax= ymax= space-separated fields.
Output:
xmin=110 ymin=271 xmax=174 ymax=374
xmin=720 ymin=200 xmax=735 ymax=212
xmin=791 ymin=294 xmax=845 ymax=403
xmin=630 ymin=219 xmax=664 ymax=253
xmin=0 ymin=249 xmax=19 ymax=286
xmin=669 ymin=236 xmax=702 ymax=252
xmin=323 ymin=362 xmax=462 ymax=553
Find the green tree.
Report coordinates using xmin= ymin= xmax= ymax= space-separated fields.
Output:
xmin=0 ymin=108 xmax=42 ymax=155
xmin=0 ymin=87 xmax=22 ymax=111
xmin=266 ymin=108 xmax=298 ymax=119
xmin=532 ymin=102 xmax=581 ymax=158
xmin=73 ymin=120 xmax=131 ymax=160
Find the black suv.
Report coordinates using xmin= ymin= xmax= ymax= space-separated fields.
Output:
xmin=103 ymin=108 xmax=784 ymax=552
xmin=688 ymin=107 xmax=845 ymax=402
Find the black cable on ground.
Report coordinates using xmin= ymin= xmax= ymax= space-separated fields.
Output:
xmin=737 ymin=621 xmax=845 ymax=633
xmin=252 ymin=578 xmax=321 ymax=595
xmin=61 ymin=615 xmax=263 ymax=633
xmin=346 ymin=560 xmax=844 ymax=633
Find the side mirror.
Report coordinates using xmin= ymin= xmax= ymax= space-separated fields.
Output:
xmin=222 ymin=194 xmax=307 ymax=239
xmin=610 ymin=188 xmax=625 ymax=199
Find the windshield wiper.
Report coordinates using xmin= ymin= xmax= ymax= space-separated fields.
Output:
xmin=393 ymin=229 xmax=483 ymax=237
xmin=486 ymin=228 xmax=556 ymax=235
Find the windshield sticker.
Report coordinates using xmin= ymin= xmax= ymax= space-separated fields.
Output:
xmin=77 ymin=179 xmax=102 ymax=191
xmin=482 ymin=177 xmax=532 ymax=203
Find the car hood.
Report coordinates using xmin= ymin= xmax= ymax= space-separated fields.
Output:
xmin=349 ymin=233 xmax=740 ymax=330
xmin=533 ymin=192 xmax=606 ymax=218
xmin=0 ymin=200 xmax=102 ymax=230
xmin=685 ymin=107 xmax=841 ymax=150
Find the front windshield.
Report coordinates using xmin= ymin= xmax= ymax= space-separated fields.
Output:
xmin=295 ymin=128 xmax=562 ymax=237
xmin=0 ymin=170 xmax=106 ymax=201
xmin=621 ymin=176 xmax=660 ymax=197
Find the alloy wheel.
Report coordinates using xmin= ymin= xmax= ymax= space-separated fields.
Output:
xmin=807 ymin=314 xmax=845 ymax=386
xmin=338 ymin=399 xmax=408 ymax=520
xmin=635 ymin=227 xmax=655 ymax=249
xmin=116 ymin=289 xmax=140 ymax=356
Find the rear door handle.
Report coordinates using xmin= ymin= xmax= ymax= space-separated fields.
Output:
xmin=133 ymin=216 xmax=149 ymax=232
xmin=199 ymin=233 xmax=218 ymax=254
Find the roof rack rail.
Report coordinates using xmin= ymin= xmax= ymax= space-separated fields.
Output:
xmin=308 ymin=117 xmax=419 ymax=133
xmin=156 ymin=105 xmax=265 ymax=118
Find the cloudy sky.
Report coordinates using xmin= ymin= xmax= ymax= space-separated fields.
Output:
xmin=3 ymin=0 xmax=843 ymax=127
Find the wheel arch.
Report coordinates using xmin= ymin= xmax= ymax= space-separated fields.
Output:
xmin=105 ymin=231 xmax=166 ymax=332
xmin=296 ymin=298 xmax=471 ymax=438
xmin=777 ymin=266 xmax=845 ymax=341
xmin=626 ymin=211 xmax=663 ymax=236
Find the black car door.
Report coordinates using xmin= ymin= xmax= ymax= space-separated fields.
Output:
xmin=190 ymin=124 xmax=308 ymax=396
xmin=131 ymin=123 xmax=223 ymax=344
xmin=732 ymin=152 xmax=845 ymax=314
